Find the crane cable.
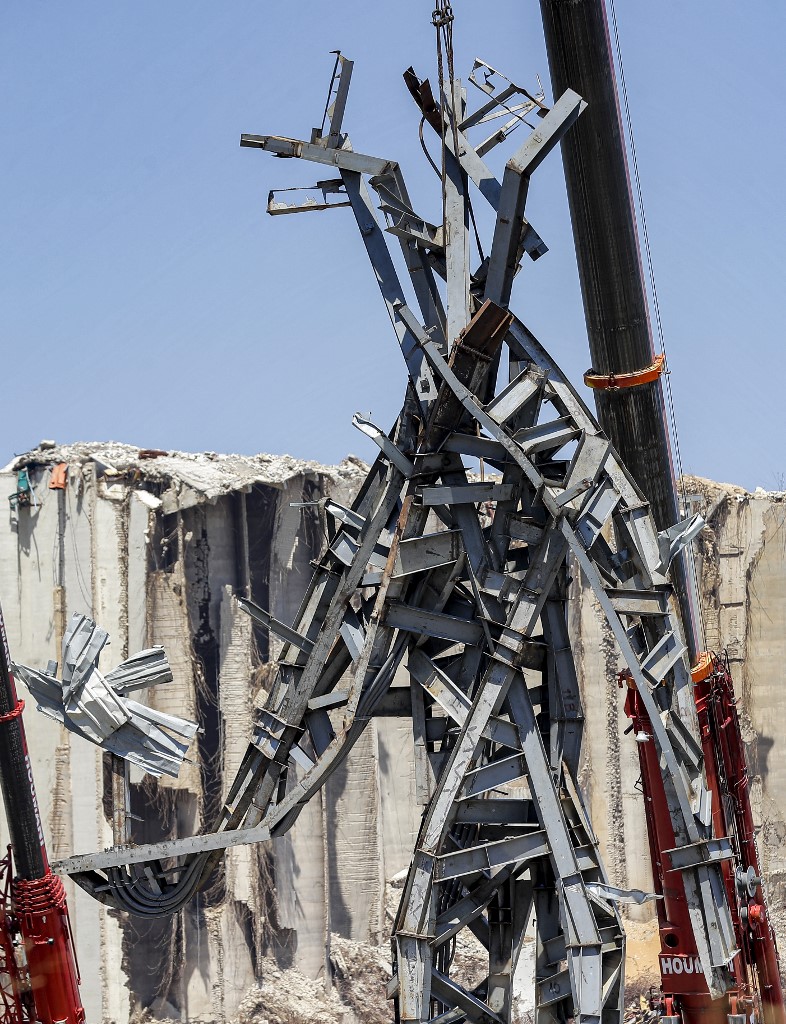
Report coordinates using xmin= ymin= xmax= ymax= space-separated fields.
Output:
xmin=431 ymin=1 xmax=484 ymax=265
xmin=432 ymin=0 xmax=452 ymax=230
xmin=607 ymin=0 xmax=709 ymax=655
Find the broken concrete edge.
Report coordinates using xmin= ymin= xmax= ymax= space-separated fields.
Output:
xmin=2 ymin=440 xmax=502 ymax=516
xmin=681 ymin=473 xmax=786 ymax=506
xmin=2 ymin=440 xmax=371 ymax=514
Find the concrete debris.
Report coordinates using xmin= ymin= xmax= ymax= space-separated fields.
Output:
xmin=232 ymin=930 xmax=530 ymax=1024
xmin=2 ymin=440 xmax=370 ymax=514
xmin=14 ymin=612 xmax=198 ymax=778
xmin=234 ymin=936 xmax=392 ymax=1024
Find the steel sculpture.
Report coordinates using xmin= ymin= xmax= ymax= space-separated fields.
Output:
xmin=55 ymin=53 xmax=742 ymax=1024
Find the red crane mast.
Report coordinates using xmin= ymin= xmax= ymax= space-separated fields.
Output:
xmin=0 ymin=602 xmax=84 ymax=1024
xmin=624 ymin=654 xmax=784 ymax=1024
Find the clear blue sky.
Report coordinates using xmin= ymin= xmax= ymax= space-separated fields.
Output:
xmin=2 ymin=2 xmax=783 ymax=490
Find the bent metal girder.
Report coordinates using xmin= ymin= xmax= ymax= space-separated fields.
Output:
xmin=55 ymin=55 xmax=738 ymax=1023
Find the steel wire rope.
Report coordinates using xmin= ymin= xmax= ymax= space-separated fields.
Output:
xmin=607 ymin=0 xmax=709 ymax=656
xmin=432 ymin=3 xmax=486 ymax=275
xmin=467 ymin=196 xmax=485 ymax=263
xmin=418 ymin=111 xmax=485 ymax=266
xmin=319 ymin=52 xmax=343 ymax=137
xmin=433 ymin=4 xmax=449 ymax=231
xmin=419 ymin=115 xmax=442 ymax=179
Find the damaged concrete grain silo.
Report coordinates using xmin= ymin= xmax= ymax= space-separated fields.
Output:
xmin=1 ymin=7 xmax=785 ymax=1024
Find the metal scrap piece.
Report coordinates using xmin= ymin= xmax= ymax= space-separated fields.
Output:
xmin=14 ymin=612 xmax=197 ymax=778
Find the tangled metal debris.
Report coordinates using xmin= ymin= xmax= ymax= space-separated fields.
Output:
xmin=14 ymin=613 xmax=197 ymax=778
xmin=53 ymin=53 xmax=736 ymax=1024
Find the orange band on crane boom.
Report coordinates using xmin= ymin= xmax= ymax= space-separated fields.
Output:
xmin=691 ymin=652 xmax=714 ymax=684
xmin=584 ymin=352 xmax=666 ymax=391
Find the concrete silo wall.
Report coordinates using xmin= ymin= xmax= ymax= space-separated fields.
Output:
xmin=1 ymin=445 xmax=784 ymax=1021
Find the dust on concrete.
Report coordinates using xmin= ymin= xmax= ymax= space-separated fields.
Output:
xmin=235 ymin=934 xmax=391 ymax=1024
xmin=5 ymin=440 xmax=370 ymax=513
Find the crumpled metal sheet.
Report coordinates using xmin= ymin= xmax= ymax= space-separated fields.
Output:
xmin=13 ymin=612 xmax=197 ymax=778
xmin=657 ymin=512 xmax=706 ymax=574
xmin=585 ymin=881 xmax=663 ymax=905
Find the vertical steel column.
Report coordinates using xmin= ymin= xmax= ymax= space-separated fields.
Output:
xmin=539 ymin=0 xmax=698 ymax=655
